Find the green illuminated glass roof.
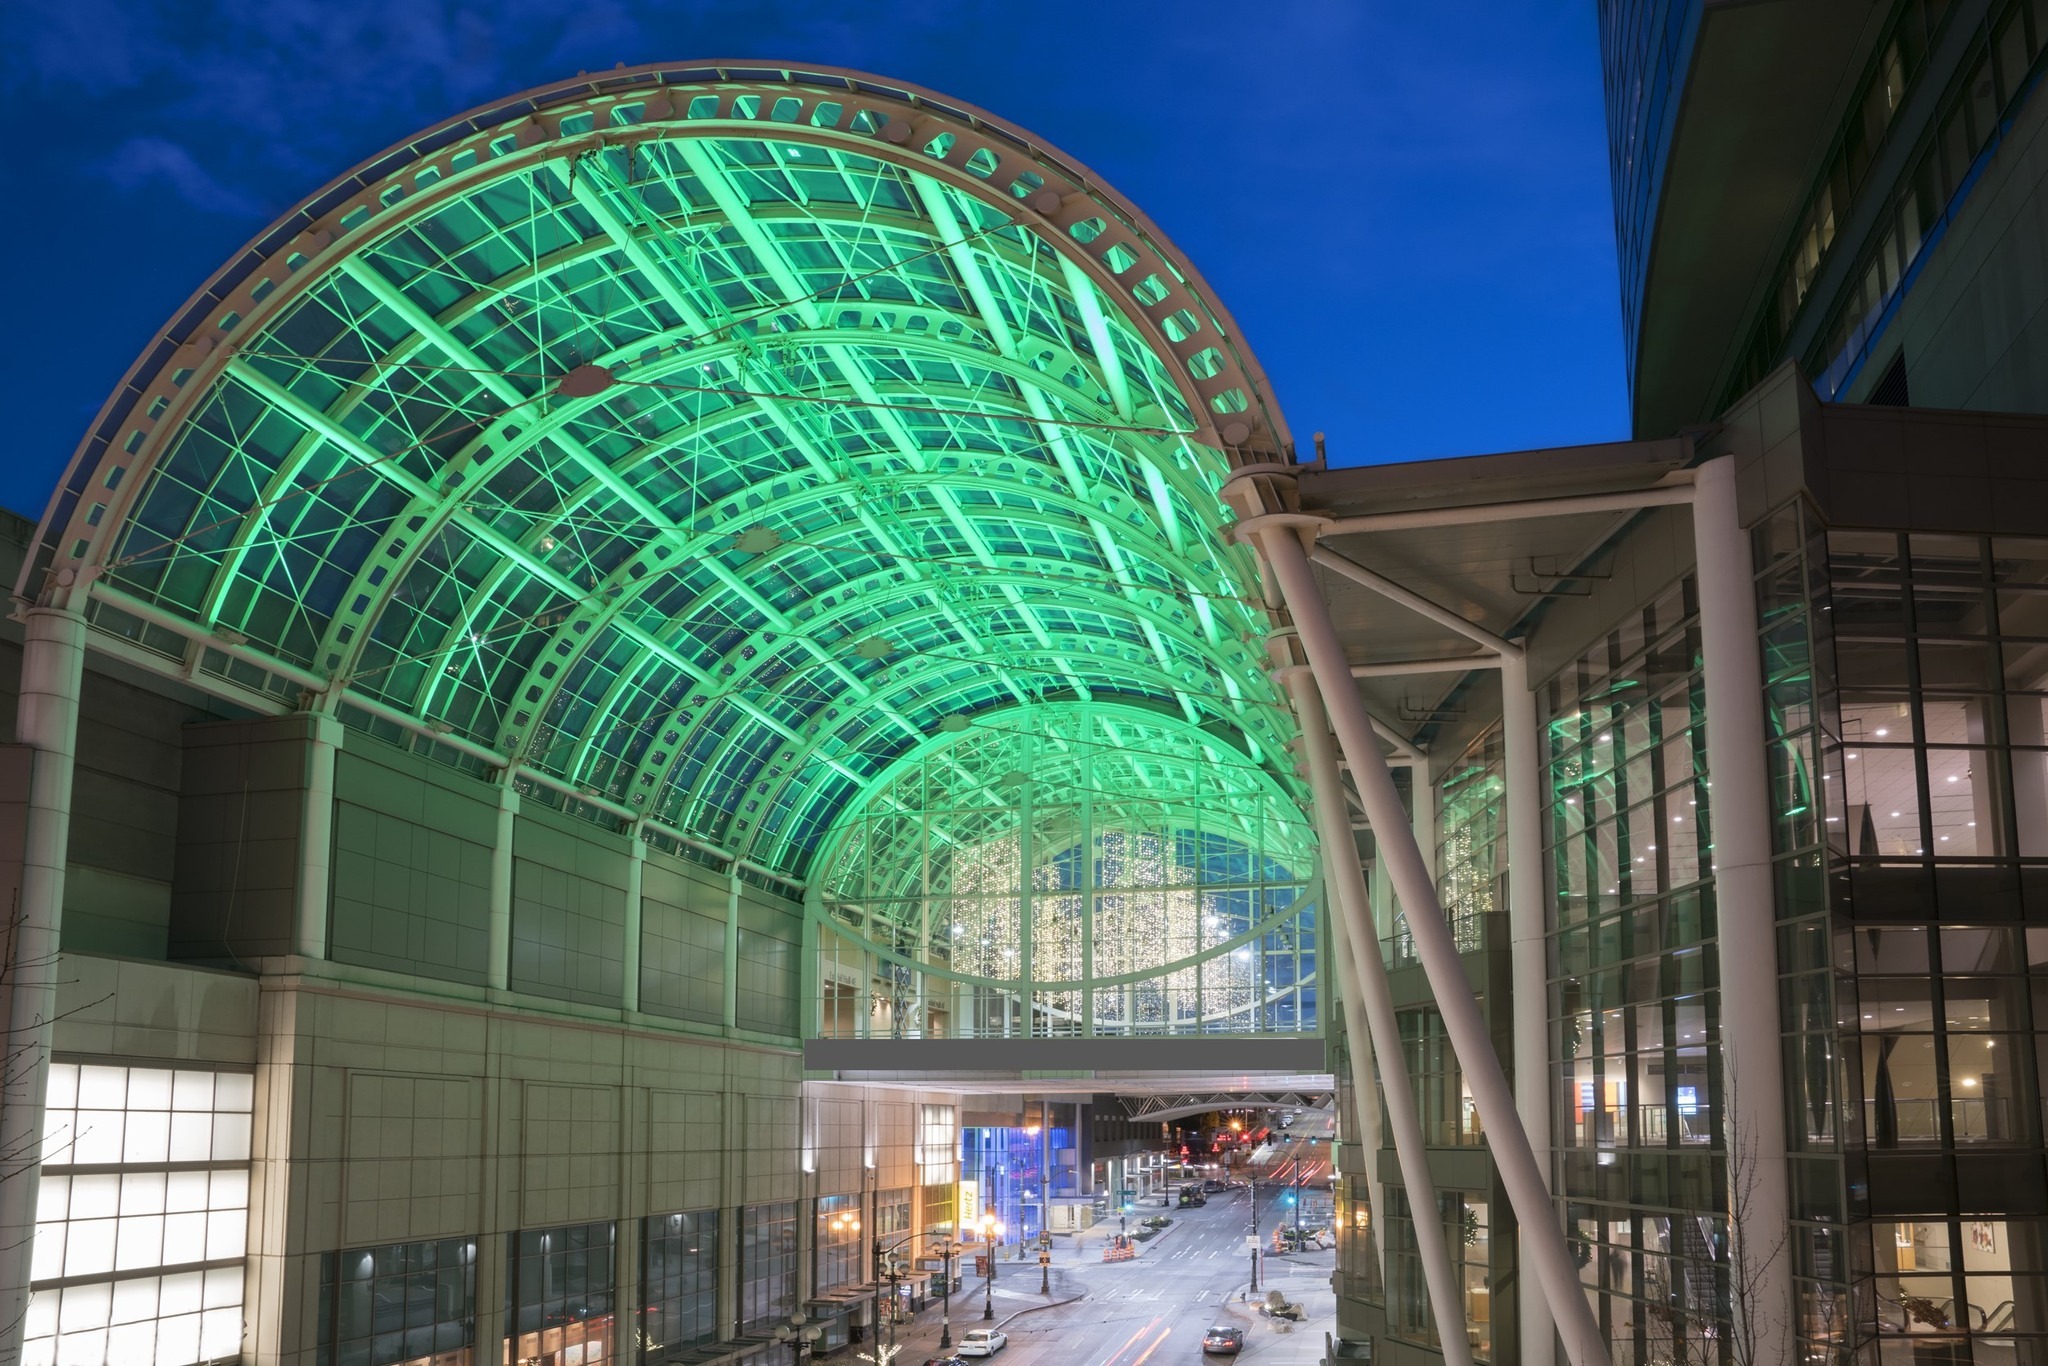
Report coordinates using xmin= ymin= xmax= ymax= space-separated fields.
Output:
xmin=29 ymin=66 xmax=1301 ymax=886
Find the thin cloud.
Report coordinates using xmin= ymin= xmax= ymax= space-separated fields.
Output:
xmin=98 ymin=136 xmax=265 ymax=217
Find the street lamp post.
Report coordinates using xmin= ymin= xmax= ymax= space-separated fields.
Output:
xmin=937 ymin=1237 xmax=955 ymax=1350
xmin=979 ymin=1215 xmax=1003 ymax=1320
xmin=1249 ymin=1173 xmax=1260 ymax=1295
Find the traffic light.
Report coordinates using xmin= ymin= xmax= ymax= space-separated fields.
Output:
xmin=1283 ymin=1192 xmax=1295 ymax=1205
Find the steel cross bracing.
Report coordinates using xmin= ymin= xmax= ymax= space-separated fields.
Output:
xmin=42 ymin=74 xmax=1301 ymax=902
xmin=1118 ymin=1092 xmax=1333 ymax=1122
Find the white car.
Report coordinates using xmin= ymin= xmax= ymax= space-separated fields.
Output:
xmin=957 ymin=1328 xmax=1008 ymax=1356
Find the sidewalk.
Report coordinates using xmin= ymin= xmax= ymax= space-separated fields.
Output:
xmin=1060 ymin=1205 xmax=1199 ymax=1263
xmin=856 ymin=1266 xmax=1081 ymax=1361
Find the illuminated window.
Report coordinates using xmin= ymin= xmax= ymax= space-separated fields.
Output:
xmin=24 ymin=1062 xmax=254 ymax=1366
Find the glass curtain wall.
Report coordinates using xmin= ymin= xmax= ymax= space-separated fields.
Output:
xmin=1759 ymin=514 xmax=2048 ymax=1364
xmin=1384 ymin=1189 xmax=1494 ymax=1360
xmin=813 ymin=703 xmax=1319 ymax=1041
xmin=1546 ymin=576 xmax=1732 ymax=1360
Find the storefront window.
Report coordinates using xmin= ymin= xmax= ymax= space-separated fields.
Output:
xmin=506 ymin=1222 xmax=614 ymax=1366
xmin=641 ymin=1210 xmax=716 ymax=1363
xmin=317 ymin=1237 xmax=475 ymax=1366
xmin=738 ymin=1203 xmax=797 ymax=1334
xmin=814 ymin=1194 xmax=862 ymax=1294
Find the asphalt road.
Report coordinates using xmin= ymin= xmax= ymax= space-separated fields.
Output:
xmin=883 ymin=1139 xmax=1338 ymax=1366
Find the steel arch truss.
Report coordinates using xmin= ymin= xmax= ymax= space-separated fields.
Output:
xmin=33 ymin=67 xmax=1304 ymax=887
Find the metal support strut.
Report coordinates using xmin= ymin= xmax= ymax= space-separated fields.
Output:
xmin=1244 ymin=508 xmax=1612 ymax=1366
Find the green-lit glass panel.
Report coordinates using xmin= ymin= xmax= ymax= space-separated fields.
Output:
xmin=74 ymin=95 xmax=1299 ymax=890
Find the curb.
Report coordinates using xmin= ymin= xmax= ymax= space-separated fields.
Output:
xmin=995 ymin=1290 xmax=1088 ymax=1329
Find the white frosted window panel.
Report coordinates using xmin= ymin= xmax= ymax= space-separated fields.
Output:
xmin=209 ymin=1170 xmax=248 ymax=1211
xmin=205 ymin=1210 xmax=245 ymax=1261
xmin=36 ymin=1175 xmax=71 ymax=1223
xmin=41 ymin=1109 xmax=78 ymax=1164
xmin=163 ymin=1211 xmax=207 ymax=1255
xmin=110 ymin=1277 xmax=158 ymax=1324
xmin=120 ymin=1172 xmax=167 ymax=1216
xmin=199 ymin=1305 xmax=240 ymax=1358
xmin=77 ymin=1066 xmax=125 ymax=1109
xmin=213 ymin=1073 xmax=253 ymax=1111
xmin=126 ymin=1069 xmax=173 ymax=1109
xmin=202 ymin=1267 xmax=240 ymax=1308
xmin=46 ymin=1064 xmax=78 ymax=1109
xmin=70 ymin=1175 xmax=118 ymax=1220
xmin=116 ymin=1214 xmax=165 ymax=1271
xmin=73 ymin=1112 xmax=124 ymax=1165
xmin=122 ymin=1110 xmax=170 ymax=1164
xmin=55 ymin=1282 xmax=110 ymax=1332
xmin=155 ymin=1312 xmax=201 ymax=1364
xmin=106 ymin=1321 xmax=156 ymax=1362
xmin=24 ymin=1290 xmax=57 ymax=1340
xmin=18 ymin=1340 xmax=50 ymax=1366
xmin=63 ymin=1220 xmax=115 ymax=1278
xmin=164 ymin=1171 xmax=209 ymax=1213
xmin=167 ymin=1113 xmax=211 ymax=1162
xmin=56 ymin=1327 xmax=107 ymax=1365
xmin=158 ymin=1271 xmax=203 ymax=1317
xmin=211 ymin=1113 xmax=251 ymax=1162
xmin=29 ymin=1224 xmax=65 ymax=1283
xmin=171 ymin=1071 xmax=213 ymax=1111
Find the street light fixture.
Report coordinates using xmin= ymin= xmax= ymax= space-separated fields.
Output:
xmin=774 ymin=1310 xmax=822 ymax=1365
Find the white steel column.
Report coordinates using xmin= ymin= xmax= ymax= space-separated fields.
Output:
xmin=622 ymin=825 xmax=646 ymax=1013
xmin=487 ymin=779 xmax=519 ymax=991
xmin=1249 ymin=515 xmax=1611 ymax=1366
xmin=294 ymin=710 xmax=343 ymax=960
xmin=0 ymin=607 xmax=89 ymax=1365
xmin=1288 ymin=670 xmax=1467 ymax=1361
xmin=1501 ymin=651 xmax=1558 ymax=1366
xmin=1690 ymin=456 xmax=1794 ymax=1354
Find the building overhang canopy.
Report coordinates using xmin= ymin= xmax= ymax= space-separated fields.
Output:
xmin=25 ymin=64 xmax=1301 ymax=888
xmin=1628 ymin=0 xmax=1883 ymax=437
xmin=1294 ymin=437 xmax=1694 ymax=746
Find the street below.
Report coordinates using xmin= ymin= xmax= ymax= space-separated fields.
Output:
xmin=880 ymin=1138 xmax=1337 ymax=1366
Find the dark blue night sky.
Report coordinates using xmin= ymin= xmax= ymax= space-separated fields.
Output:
xmin=0 ymin=0 xmax=1627 ymax=520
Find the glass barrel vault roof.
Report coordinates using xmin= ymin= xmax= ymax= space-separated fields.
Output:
xmin=26 ymin=65 xmax=1305 ymax=888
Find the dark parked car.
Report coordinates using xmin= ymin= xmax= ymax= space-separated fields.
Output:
xmin=924 ymin=1357 xmax=968 ymax=1366
xmin=1203 ymin=1326 xmax=1245 ymax=1353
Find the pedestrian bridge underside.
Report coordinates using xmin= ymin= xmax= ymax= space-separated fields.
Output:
xmin=28 ymin=65 xmax=1323 ymax=1062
